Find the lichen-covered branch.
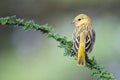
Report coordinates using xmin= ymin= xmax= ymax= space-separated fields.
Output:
xmin=0 ymin=16 xmax=115 ymax=80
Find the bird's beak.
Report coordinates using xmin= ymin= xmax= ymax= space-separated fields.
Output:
xmin=71 ymin=20 xmax=76 ymax=24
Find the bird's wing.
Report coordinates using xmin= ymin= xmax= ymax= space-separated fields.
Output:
xmin=73 ymin=35 xmax=80 ymax=54
xmin=85 ymin=28 xmax=95 ymax=53
xmin=73 ymin=27 xmax=95 ymax=54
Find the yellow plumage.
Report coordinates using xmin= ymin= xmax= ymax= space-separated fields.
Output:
xmin=72 ymin=14 xmax=95 ymax=65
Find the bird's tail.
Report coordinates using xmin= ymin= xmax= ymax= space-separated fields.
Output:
xmin=77 ymin=32 xmax=86 ymax=65
xmin=77 ymin=45 xmax=86 ymax=65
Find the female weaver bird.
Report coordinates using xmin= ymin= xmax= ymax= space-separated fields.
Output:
xmin=72 ymin=14 xmax=95 ymax=65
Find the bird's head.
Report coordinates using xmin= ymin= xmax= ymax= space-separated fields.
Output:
xmin=72 ymin=14 xmax=91 ymax=27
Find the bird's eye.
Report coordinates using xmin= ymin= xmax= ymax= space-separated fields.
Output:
xmin=78 ymin=19 xmax=81 ymax=21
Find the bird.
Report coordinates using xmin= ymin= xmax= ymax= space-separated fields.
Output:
xmin=72 ymin=14 xmax=95 ymax=65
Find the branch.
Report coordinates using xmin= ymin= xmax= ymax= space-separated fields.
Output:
xmin=0 ymin=16 xmax=116 ymax=80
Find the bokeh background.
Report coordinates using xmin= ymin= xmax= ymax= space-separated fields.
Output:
xmin=0 ymin=0 xmax=120 ymax=80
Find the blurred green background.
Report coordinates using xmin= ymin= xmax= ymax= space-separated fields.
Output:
xmin=0 ymin=0 xmax=120 ymax=80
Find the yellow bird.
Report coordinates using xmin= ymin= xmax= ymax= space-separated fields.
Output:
xmin=72 ymin=14 xmax=95 ymax=65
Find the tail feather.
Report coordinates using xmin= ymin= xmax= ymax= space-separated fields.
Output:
xmin=77 ymin=51 xmax=86 ymax=65
xmin=77 ymin=31 xmax=86 ymax=65
xmin=77 ymin=33 xmax=86 ymax=65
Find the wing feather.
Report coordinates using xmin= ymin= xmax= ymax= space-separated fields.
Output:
xmin=73 ymin=25 xmax=95 ymax=54
xmin=85 ymin=28 xmax=95 ymax=53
